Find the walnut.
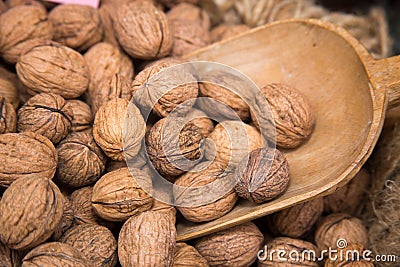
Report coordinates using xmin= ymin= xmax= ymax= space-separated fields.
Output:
xmin=56 ymin=131 xmax=107 ymax=188
xmin=53 ymin=195 xmax=74 ymax=241
xmin=211 ymin=24 xmax=250 ymax=42
xmin=315 ymin=213 xmax=368 ymax=251
xmin=0 ymin=176 xmax=64 ymax=250
xmin=269 ymin=198 xmax=324 ymax=238
xmin=0 ymin=96 xmax=17 ymax=133
xmin=195 ymin=222 xmax=263 ymax=267
xmin=324 ymin=244 xmax=374 ymax=267
xmin=0 ymin=241 xmax=22 ymax=267
xmin=48 ymin=4 xmax=103 ymax=52
xmin=150 ymin=199 xmax=177 ymax=225
xmin=184 ymin=108 xmax=214 ymax=138
xmin=257 ymin=237 xmax=319 ymax=266
xmin=205 ymin=121 xmax=263 ymax=168
xmin=146 ymin=117 xmax=204 ymax=178
xmin=132 ymin=57 xmax=198 ymax=117
xmin=60 ymin=224 xmax=117 ymax=267
xmin=167 ymin=3 xmax=210 ymax=31
xmin=115 ymin=1 xmax=173 ymax=59
xmin=173 ymin=242 xmax=209 ymax=267
xmin=234 ymin=147 xmax=290 ymax=203
xmin=174 ymin=161 xmax=238 ymax=222
xmin=17 ymin=93 xmax=73 ymax=144
xmin=0 ymin=5 xmax=52 ymax=64
xmin=324 ymin=168 xmax=370 ymax=215
xmin=118 ymin=210 xmax=176 ymax=267
xmin=251 ymin=83 xmax=315 ymax=148
xmin=158 ymin=0 xmax=199 ymax=8
xmin=0 ymin=69 xmax=19 ymax=109
xmin=93 ymin=98 xmax=146 ymax=161
xmin=67 ymin=100 xmax=93 ymax=132
xmin=21 ymin=242 xmax=90 ymax=267
xmin=16 ymin=42 xmax=89 ymax=99
xmin=0 ymin=132 xmax=57 ymax=187
xmin=92 ymin=167 xmax=153 ymax=221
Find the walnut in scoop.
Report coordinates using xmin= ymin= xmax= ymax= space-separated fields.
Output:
xmin=173 ymin=242 xmax=209 ymax=267
xmin=0 ymin=96 xmax=17 ymax=134
xmin=17 ymin=93 xmax=73 ymax=144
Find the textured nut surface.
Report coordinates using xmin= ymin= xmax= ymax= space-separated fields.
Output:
xmin=53 ymin=195 xmax=74 ymax=241
xmin=16 ymin=42 xmax=89 ymax=99
xmin=258 ymin=237 xmax=319 ymax=266
xmin=118 ymin=210 xmax=176 ymax=267
xmin=0 ymin=176 xmax=64 ymax=250
xmin=115 ymin=1 xmax=173 ymax=59
xmin=21 ymin=242 xmax=89 ymax=267
xmin=92 ymin=167 xmax=153 ymax=221
xmin=174 ymin=161 xmax=238 ymax=222
xmin=173 ymin=242 xmax=209 ymax=267
xmin=0 ymin=96 xmax=17 ymax=133
xmin=315 ymin=213 xmax=368 ymax=251
xmin=0 ymin=5 xmax=52 ymax=63
xmin=0 ymin=132 xmax=57 ymax=187
xmin=167 ymin=3 xmax=210 ymax=31
xmin=49 ymin=4 xmax=103 ymax=51
xmin=234 ymin=148 xmax=290 ymax=203
xmin=0 ymin=241 xmax=22 ymax=267
xmin=269 ymin=198 xmax=324 ymax=238
xmin=67 ymin=100 xmax=93 ymax=132
xmin=324 ymin=244 xmax=374 ymax=267
xmin=60 ymin=224 xmax=117 ymax=267
xmin=93 ymin=98 xmax=145 ymax=161
xmin=56 ymin=131 xmax=107 ymax=187
xmin=195 ymin=222 xmax=263 ymax=267
xmin=5 ymin=0 xmax=46 ymax=9
xmin=17 ymin=93 xmax=73 ymax=144
xmin=0 ymin=75 xmax=19 ymax=110
xmin=251 ymin=83 xmax=315 ymax=148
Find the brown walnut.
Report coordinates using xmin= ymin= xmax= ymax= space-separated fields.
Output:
xmin=67 ymin=99 xmax=93 ymax=132
xmin=173 ymin=242 xmax=209 ymax=267
xmin=0 ymin=71 xmax=19 ymax=109
xmin=195 ymin=222 xmax=263 ymax=267
xmin=0 ymin=241 xmax=22 ymax=267
xmin=17 ymin=93 xmax=73 ymax=144
xmin=16 ymin=42 xmax=89 ymax=99
xmin=49 ymin=4 xmax=103 ymax=52
xmin=0 ymin=176 xmax=64 ymax=250
xmin=56 ymin=131 xmax=107 ymax=188
xmin=234 ymin=147 xmax=290 ymax=203
xmin=0 ymin=96 xmax=17 ymax=133
xmin=5 ymin=0 xmax=45 ymax=9
xmin=0 ymin=132 xmax=57 ymax=187
xmin=167 ymin=3 xmax=210 ymax=31
xmin=115 ymin=1 xmax=173 ymax=59
xmin=52 ymin=195 xmax=74 ymax=241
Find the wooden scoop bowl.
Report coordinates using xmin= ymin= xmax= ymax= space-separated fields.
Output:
xmin=176 ymin=18 xmax=400 ymax=241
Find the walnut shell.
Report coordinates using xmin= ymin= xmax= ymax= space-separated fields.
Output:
xmin=257 ymin=237 xmax=319 ymax=266
xmin=324 ymin=244 xmax=374 ymax=267
xmin=158 ymin=0 xmax=199 ymax=8
xmin=16 ymin=42 xmax=89 ymax=99
xmin=150 ymin=199 xmax=177 ymax=225
xmin=0 ymin=176 xmax=64 ymax=250
xmin=92 ymin=167 xmax=153 ymax=221
xmin=0 ymin=241 xmax=22 ymax=267
xmin=195 ymin=222 xmax=263 ymax=267
xmin=67 ymin=99 xmax=93 ymax=132
xmin=167 ymin=3 xmax=210 ymax=31
xmin=52 ymin=195 xmax=74 ymax=241
xmin=21 ymin=242 xmax=90 ymax=267
xmin=146 ymin=117 xmax=204 ymax=178
xmin=174 ymin=161 xmax=238 ymax=222
xmin=132 ymin=57 xmax=198 ymax=117
xmin=0 ymin=5 xmax=52 ymax=64
xmin=314 ymin=213 xmax=368 ymax=251
xmin=60 ymin=224 xmax=117 ymax=267
xmin=49 ymin=4 xmax=103 ymax=52
xmin=93 ymin=98 xmax=146 ymax=161
xmin=118 ymin=210 xmax=176 ymax=267
xmin=173 ymin=242 xmax=209 ymax=267
xmin=5 ymin=0 xmax=45 ymax=9
xmin=115 ymin=1 xmax=173 ymax=59
xmin=205 ymin=121 xmax=263 ymax=168
xmin=251 ymin=83 xmax=315 ymax=148
xmin=0 ymin=69 xmax=19 ymax=109
xmin=211 ymin=24 xmax=250 ymax=43
xmin=0 ymin=132 xmax=57 ymax=187
xmin=234 ymin=148 xmax=290 ymax=203
xmin=17 ymin=93 xmax=73 ymax=144
xmin=324 ymin=168 xmax=370 ymax=215
xmin=0 ymin=96 xmax=17 ymax=133
xmin=269 ymin=198 xmax=324 ymax=238
xmin=184 ymin=109 xmax=214 ymax=138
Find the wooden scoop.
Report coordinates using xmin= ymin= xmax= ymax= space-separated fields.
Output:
xmin=177 ymin=18 xmax=400 ymax=241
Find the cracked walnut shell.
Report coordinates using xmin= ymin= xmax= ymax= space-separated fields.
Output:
xmin=173 ymin=242 xmax=209 ymax=267
xmin=115 ymin=1 xmax=173 ymax=59
xmin=17 ymin=93 xmax=73 ymax=144
xmin=0 ymin=96 xmax=17 ymax=134
xmin=0 ymin=176 xmax=64 ymax=250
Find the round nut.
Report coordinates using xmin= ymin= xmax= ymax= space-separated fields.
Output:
xmin=17 ymin=93 xmax=73 ymax=144
xmin=56 ymin=131 xmax=107 ymax=188
xmin=173 ymin=242 xmax=209 ymax=267
xmin=195 ymin=222 xmax=263 ymax=267
xmin=115 ymin=1 xmax=173 ymax=59
xmin=184 ymin=109 xmax=214 ymax=138
xmin=67 ymin=100 xmax=93 ymax=132
xmin=0 ymin=96 xmax=17 ymax=133
xmin=234 ymin=148 xmax=290 ymax=203
xmin=0 ymin=132 xmax=57 ymax=187
xmin=0 ymin=176 xmax=64 ymax=250
xmin=16 ymin=42 xmax=89 ymax=99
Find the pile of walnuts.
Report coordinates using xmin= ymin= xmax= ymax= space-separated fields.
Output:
xmin=0 ymin=0 xmax=371 ymax=266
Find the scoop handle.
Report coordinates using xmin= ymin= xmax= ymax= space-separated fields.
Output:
xmin=368 ymin=55 xmax=400 ymax=110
